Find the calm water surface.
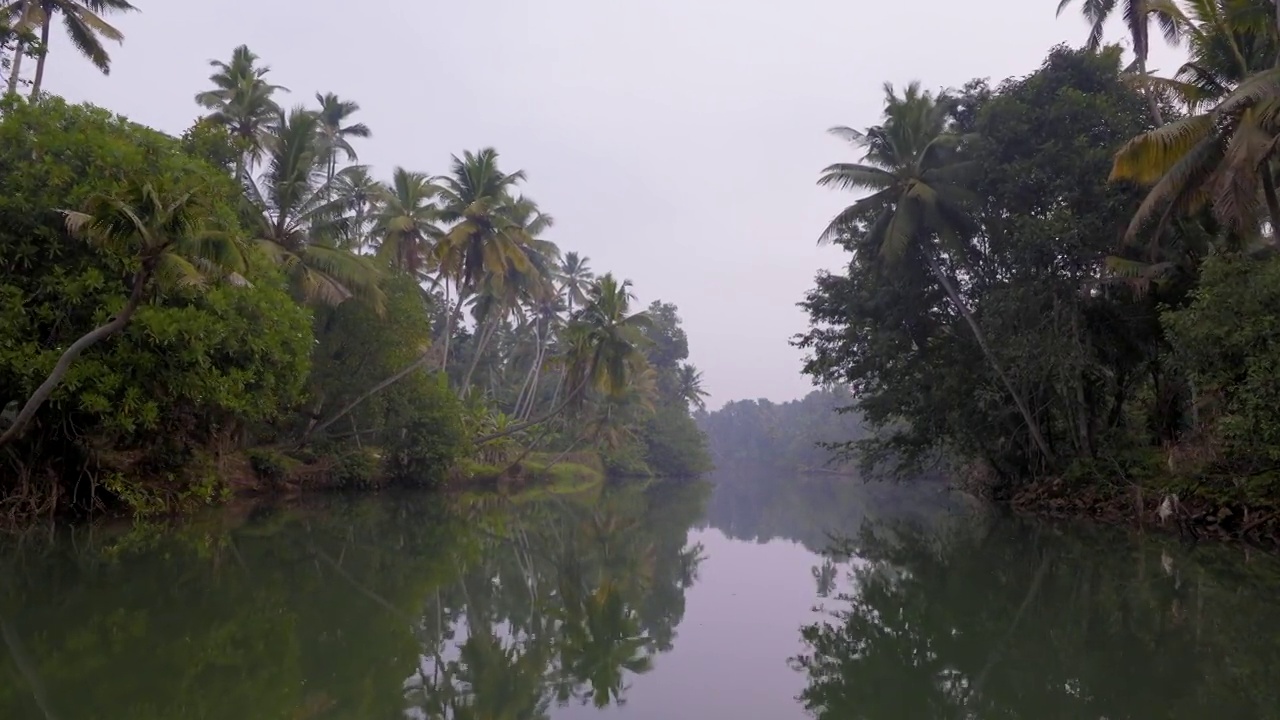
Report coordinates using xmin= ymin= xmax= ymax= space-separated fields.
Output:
xmin=2 ymin=473 xmax=1280 ymax=719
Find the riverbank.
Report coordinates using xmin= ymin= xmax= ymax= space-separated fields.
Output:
xmin=996 ymin=474 xmax=1280 ymax=551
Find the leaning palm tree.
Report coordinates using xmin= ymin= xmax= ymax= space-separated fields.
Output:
xmin=195 ymin=45 xmax=288 ymax=179
xmin=473 ymin=273 xmax=651 ymax=444
xmin=314 ymin=92 xmax=371 ymax=187
xmin=242 ymin=107 xmax=383 ymax=310
xmin=1055 ymin=0 xmax=1181 ymax=123
xmin=3 ymin=0 xmax=137 ymax=98
xmin=372 ymin=167 xmax=440 ymax=274
xmin=0 ymin=182 xmax=246 ymax=447
xmin=819 ymin=82 xmax=1053 ymax=463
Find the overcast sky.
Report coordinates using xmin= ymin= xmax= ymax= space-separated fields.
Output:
xmin=40 ymin=0 xmax=1186 ymax=409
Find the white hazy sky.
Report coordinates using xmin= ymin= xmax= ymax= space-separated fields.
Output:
xmin=38 ymin=0 xmax=1186 ymax=409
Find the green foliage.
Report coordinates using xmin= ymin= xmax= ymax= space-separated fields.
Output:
xmin=1165 ymin=252 xmax=1280 ymax=471
xmin=799 ymin=46 xmax=1163 ymax=484
xmin=0 ymin=97 xmax=313 ymax=510
xmin=384 ymin=375 xmax=468 ymax=487
xmin=643 ymin=401 xmax=712 ymax=477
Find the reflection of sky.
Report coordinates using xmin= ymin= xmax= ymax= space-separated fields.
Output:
xmin=552 ymin=526 xmax=831 ymax=719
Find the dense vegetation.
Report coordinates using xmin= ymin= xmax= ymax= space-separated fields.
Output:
xmin=797 ymin=1 xmax=1280 ymax=540
xmin=0 ymin=12 xmax=709 ymax=523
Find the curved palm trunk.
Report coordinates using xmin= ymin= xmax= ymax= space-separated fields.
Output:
xmin=0 ymin=267 xmax=150 ymax=448
xmin=460 ymin=317 xmax=499 ymax=397
xmin=922 ymin=251 xmax=1054 ymax=465
xmin=475 ymin=377 xmax=588 ymax=445
xmin=27 ymin=14 xmax=49 ymax=99
xmin=304 ymin=351 xmax=433 ymax=442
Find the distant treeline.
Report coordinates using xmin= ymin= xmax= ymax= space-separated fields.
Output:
xmin=696 ymin=387 xmax=869 ymax=473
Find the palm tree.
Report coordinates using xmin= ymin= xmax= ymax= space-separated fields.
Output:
xmin=314 ymin=92 xmax=371 ymax=187
xmin=432 ymin=148 xmax=533 ymax=372
xmin=3 ymin=0 xmax=137 ymax=99
xmin=819 ymin=82 xmax=1054 ymax=463
xmin=1056 ymin=0 xmax=1181 ymax=123
xmin=195 ymin=45 xmax=288 ymax=179
xmin=329 ymin=164 xmax=381 ymax=252
xmin=0 ymin=182 xmax=246 ymax=447
xmin=1111 ymin=0 xmax=1280 ymax=239
xmin=558 ymin=251 xmax=594 ymax=315
xmin=675 ymin=364 xmax=709 ymax=410
xmin=372 ymin=167 xmax=440 ymax=274
xmin=473 ymin=273 xmax=651 ymax=445
xmin=242 ymin=107 xmax=383 ymax=309
xmin=556 ymin=582 xmax=653 ymax=709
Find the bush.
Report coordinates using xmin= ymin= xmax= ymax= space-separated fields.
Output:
xmin=384 ymin=374 xmax=468 ymax=487
xmin=1165 ymin=253 xmax=1280 ymax=476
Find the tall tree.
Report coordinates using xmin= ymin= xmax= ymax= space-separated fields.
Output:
xmin=242 ymin=107 xmax=383 ymax=310
xmin=194 ymin=45 xmax=287 ymax=179
xmin=3 ymin=0 xmax=136 ymax=98
xmin=314 ymin=92 xmax=371 ymax=186
xmin=373 ymin=167 xmax=440 ymax=274
xmin=432 ymin=148 xmax=532 ymax=372
xmin=558 ymin=251 xmax=594 ymax=315
xmin=818 ymin=82 xmax=1054 ymax=463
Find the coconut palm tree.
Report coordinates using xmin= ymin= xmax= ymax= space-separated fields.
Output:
xmin=1055 ymin=0 xmax=1181 ymax=123
xmin=242 ymin=107 xmax=383 ymax=310
xmin=432 ymin=148 xmax=533 ymax=371
xmin=558 ymin=251 xmax=594 ymax=315
xmin=675 ymin=364 xmax=709 ymax=410
xmin=195 ymin=45 xmax=288 ymax=179
xmin=473 ymin=273 xmax=651 ymax=444
xmin=373 ymin=167 xmax=440 ymax=274
xmin=819 ymin=82 xmax=1054 ymax=463
xmin=0 ymin=182 xmax=246 ymax=447
xmin=329 ymin=164 xmax=381 ymax=252
xmin=314 ymin=91 xmax=371 ymax=187
xmin=3 ymin=0 xmax=137 ymax=99
xmin=1111 ymin=0 xmax=1280 ymax=239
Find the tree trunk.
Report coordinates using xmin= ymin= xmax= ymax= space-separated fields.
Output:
xmin=5 ymin=1 xmax=30 ymax=95
xmin=305 ymin=351 xmax=432 ymax=441
xmin=513 ymin=339 xmax=541 ymax=417
xmin=523 ymin=344 xmax=548 ymax=420
xmin=27 ymin=14 xmax=48 ymax=99
xmin=474 ymin=378 xmax=588 ymax=445
xmin=438 ymin=288 xmax=466 ymax=373
xmin=460 ymin=316 xmax=499 ymax=397
xmin=1137 ymin=54 xmax=1164 ymax=127
xmin=0 ymin=267 xmax=150 ymax=448
xmin=922 ymin=251 xmax=1054 ymax=465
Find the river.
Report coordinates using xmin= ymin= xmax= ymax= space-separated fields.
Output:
xmin=2 ymin=472 xmax=1279 ymax=719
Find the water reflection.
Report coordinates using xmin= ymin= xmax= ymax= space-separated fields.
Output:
xmin=0 ymin=480 xmax=709 ymax=720
xmin=794 ymin=514 xmax=1280 ymax=719
xmin=3 ymin=473 xmax=1280 ymax=719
